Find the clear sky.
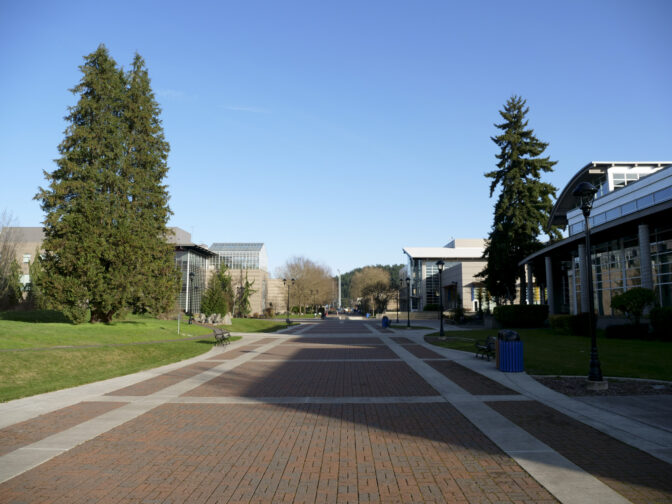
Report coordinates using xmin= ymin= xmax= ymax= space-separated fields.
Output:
xmin=1 ymin=0 xmax=670 ymax=276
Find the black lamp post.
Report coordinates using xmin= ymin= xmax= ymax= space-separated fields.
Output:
xmin=436 ymin=260 xmax=445 ymax=338
xmin=572 ymin=181 xmax=606 ymax=389
xmin=283 ymin=278 xmax=295 ymax=325
xmin=188 ymin=271 xmax=195 ymax=316
xmin=396 ymin=279 xmax=402 ymax=323
xmin=405 ymin=277 xmax=411 ymax=328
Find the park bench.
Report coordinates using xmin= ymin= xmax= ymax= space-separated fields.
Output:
xmin=213 ymin=327 xmax=231 ymax=346
xmin=475 ymin=335 xmax=496 ymax=361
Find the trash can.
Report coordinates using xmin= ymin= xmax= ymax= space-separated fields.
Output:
xmin=382 ymin=315 xmax=390 ymax=328
xmin=497 ymin=330 xmax=523 ymax=372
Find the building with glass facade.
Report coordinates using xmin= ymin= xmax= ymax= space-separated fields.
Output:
xmin=521 ymin=161 xmax=672 ymax=319
xmin=402 ymin=239 xmax=486 ymax=312
xmin=209 ymin=243 xmax=268 ymax=271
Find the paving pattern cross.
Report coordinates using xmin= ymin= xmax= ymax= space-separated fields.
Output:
xmin=0 ymin=319 xmax=671 ymax=503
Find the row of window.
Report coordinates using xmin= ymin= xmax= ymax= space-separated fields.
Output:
xmin=570 ymin=185 xmax=672 ymax=235
xmin=569 ymin=226 xmax=672 ymax=315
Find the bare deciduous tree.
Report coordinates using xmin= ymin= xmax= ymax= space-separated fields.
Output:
xmin=276 ymin=256 xmax=333 ymax=314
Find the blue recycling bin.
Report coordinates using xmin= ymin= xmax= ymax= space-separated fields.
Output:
xmin=382 ymin=315 xmax=390 ymax=328
xmin=497 ymin=330 xmax=523 ymax=372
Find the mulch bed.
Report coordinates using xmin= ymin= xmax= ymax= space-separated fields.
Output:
xmin=534 ymin=376 xmax=672 ymax=396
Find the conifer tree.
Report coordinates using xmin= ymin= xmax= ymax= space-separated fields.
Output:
xmin=480 ymin=96 xmax=559 ymax=304
xmin=124 ymin=54 xmax=179 ymax=315
xmin=201 ymin=267 xmax=234 ymax=317
xmin=36 ymin=46 xmax=178 ymax=323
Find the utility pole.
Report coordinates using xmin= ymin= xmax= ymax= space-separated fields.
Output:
xmin=337 ymin=269 xmax=342 ymax=311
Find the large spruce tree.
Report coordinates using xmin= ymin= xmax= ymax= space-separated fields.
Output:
xmin=35 ymin=46 xmax=178 ymax=323
xmin=123 ymin=54 xmax=179 ymax=315
xmin=480 ymin=95 xmax=559 ymax=304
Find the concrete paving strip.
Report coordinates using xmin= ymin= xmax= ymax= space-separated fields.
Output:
xmin=0 ymin=337 xmax=286 ymax=484
xmin=414 ymin=340 xmax=672 ymax=465
xmin=382 ymin=334 xmax=633 ymax=504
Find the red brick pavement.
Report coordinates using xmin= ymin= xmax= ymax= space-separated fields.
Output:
xmin=396 ymin=344 xmax=446 ymax=360
xmin=302 ymin=321 xmax=374 ymax=334
xmin=286 ymin=337 xmax=383 ymax=345
xmin=183 ymin=361 xmax=440 ymax=397
xmin=489 ymin=400 xmax=672 ymax=504
xmin=106 ymin=361 xmax=222 ymax=396
xmin=205 ymin=345 xmax=269 ymax=361
xmin=256 ymin=343 xmax=399 ymax=360
xmin=0 ymin=402 xmax=126 ymax=457
xmin=428 ymin=361 xmax=517 ymax=396
xmin=0 ymin=403 xmax=557 ymax=504
xmin=4 ymin=322 xmax=669 ymax=503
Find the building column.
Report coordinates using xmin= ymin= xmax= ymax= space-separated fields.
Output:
xmin=526 ymin=263 xmax=534 ymax=305
xmin=545 ymin=256 xmax=555 ymax=315
xmin=578 ymin=244 xmax=590 ymax=313
xmin=639 ymin=224 xmax=653 ymax=290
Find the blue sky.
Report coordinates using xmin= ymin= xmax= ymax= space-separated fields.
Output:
xmin=1 ymin=0 xmax=670 ymax=275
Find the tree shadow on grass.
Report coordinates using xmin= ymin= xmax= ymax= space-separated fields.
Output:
xmin=0 ymin=310 xmax=70 ymax=323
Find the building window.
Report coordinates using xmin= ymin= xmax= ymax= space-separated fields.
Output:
xmin=652 ymin=226 xmax=672 ymax=307
xmin=612 ymin=171 xmax=640 ymax=190
xmin=425 ymin=263 xmax=439 ymax=306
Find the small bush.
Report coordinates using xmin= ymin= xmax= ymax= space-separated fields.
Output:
xmin=650 ymin=306 xmax=672 ymax=341
xmin=549 ymin=314 xmax=572 ymax=333
xmin=605 ymin=323 xmax=650 ymax=340
xmin=423 ymin=303 xmax=440 ymax=311
xmin=493 ymin=304 xmax=549 ymax=328
xmin=611 ymin=287 xmax=656 ymax=326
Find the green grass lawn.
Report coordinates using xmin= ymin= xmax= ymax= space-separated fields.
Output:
xmin=0 ymin=311 xmax=275 ymax=402
xmin=427 ymin=328 xmax=672 ymax=381
xmin=0 ymin=341 xmax=214 ymax=402
xmin=0 ymin=311 xmax=213 ymax=349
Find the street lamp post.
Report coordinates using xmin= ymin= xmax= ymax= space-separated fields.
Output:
xmin=573 ymin=181 xmax=607 ymax=390
xmin=283 ymin=278 xmax=295 ymax=325
xmin=188 ymin=271 xmax=195 ymax=320
xmin=436 ymin=260 xmax=445 ymax=338
xmin=396 ymin=279 xmax=402 ymax=323
xmin=405 ymin=277 xmax=411 ymax=328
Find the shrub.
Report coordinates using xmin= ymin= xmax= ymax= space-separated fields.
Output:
xmin=549 ymin=314 xmax=572 ymax=333
xmin=610 ymin=287 xmax=656 ymax=326
xmin=451 ymin=295 xmax=465 ymax=323
xmin=568 ymin=312 xmax=595 ymax=337
xmin=605 ymin=323 xmax=650 ymax=340
xmin=423 ymin=303 xmax=440 ymax=311
xmin=650 ymin=306 xmax=672 ymax=341
xmin=493 ymin=304 xmax=549 ymax=328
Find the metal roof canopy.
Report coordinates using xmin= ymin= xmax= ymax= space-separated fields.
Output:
xmin=210 ymin=243 xmax=265 ymax=252
xmin=548 ymin=161 xmax=672 ymax=229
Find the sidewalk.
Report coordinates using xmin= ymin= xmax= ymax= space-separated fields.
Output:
xmin=0 ymin=320 xmax=670 ymax=503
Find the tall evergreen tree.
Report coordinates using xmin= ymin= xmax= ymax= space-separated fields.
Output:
xmin=35 ymin=46 xmax=178 ymax=323
xmin=479 ymin=96 xmax=559 ymax=304
xmin=124 ymin=54 xmax=179 ymax=315
xmin=201 ymin=266 xmax=234 ymax=317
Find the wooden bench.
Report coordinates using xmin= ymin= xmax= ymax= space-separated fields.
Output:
xmin=213 ymin=327 xmax=231 ymax=346
xmin=475 ymin=335 xmax=496 ymax=361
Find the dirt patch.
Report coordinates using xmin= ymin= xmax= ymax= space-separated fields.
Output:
xmin=534 ymin=375 xmax=672 ymax=396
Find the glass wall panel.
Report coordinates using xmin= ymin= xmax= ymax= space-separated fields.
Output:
xmin=425 ymin=263 xmax=439 ymax=306
xmin=651 ymin=226 xmax=672 ymax=307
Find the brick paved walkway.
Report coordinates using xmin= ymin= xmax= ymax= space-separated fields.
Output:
xmin=0 ymin=319 xmax=670 ymax=503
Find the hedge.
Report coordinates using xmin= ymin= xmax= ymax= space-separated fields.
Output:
xmin=493 ymin=304 xmax=549 ymax=328
xmin=650 ymin=306 xmax=672 ymax=341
